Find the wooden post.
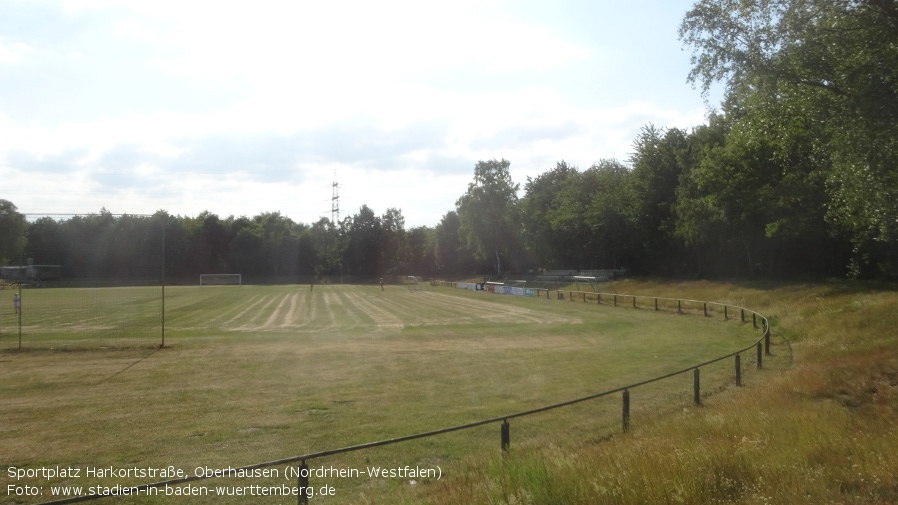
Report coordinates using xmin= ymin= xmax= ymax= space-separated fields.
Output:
xmin=703 ymin=302 xmax=708 ymax=317
xmin=677 ymin=300 xmax=682 ymax=314
xmin=741 ymin=308 xmax=745 ymax=322
xmin=765 ymin=327 xmax=770 ymax=356
xmin=614 ymin=295 xmax=618 ymax=307
xmin=693 ymin=368 xmax=701 ymax=405
xmin=298 ymin=460 xmax=309 ymax=505
xmin=753 ymin=313 xmax=758 ymax=329
xmin=735 ymin=354 xmax=742 ymax=386
xmin=622 ymin=389 xmax=630 ymax=433
xmin=632 ymin=296 xmax=637 ymax=308
xmin=757 ymin=342 xmax=763 ymax=370
xmin=654 ymin=298 xmax=658 ymax=311
xmin=501 ymin=420 xmax=510 ymax=453
xmin=724 ymin=305 xmax=728 ymax=320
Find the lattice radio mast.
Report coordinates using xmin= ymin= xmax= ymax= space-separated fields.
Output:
xmin=331 ymin=170 xmax=340 ymax=224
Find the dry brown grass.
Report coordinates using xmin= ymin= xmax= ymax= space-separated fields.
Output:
xmin=0 ymin=283 xmax=758 ymax=504
xmin=419 ymin=279 xmax=898 ymax=505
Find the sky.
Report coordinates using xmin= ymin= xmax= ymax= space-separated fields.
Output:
xmin=0 ymin=0 xmax=721 ymax=228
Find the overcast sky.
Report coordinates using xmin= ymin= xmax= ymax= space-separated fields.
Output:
xmin=0 ymin=0 xmax=720 ymax=228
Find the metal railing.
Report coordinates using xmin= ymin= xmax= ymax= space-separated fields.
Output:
xmin=38 ymin=289 xmax=770 ymax=505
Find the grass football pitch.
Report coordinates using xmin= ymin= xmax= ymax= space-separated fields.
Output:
xmin=0 ymin=284 xmax=761 ymax=504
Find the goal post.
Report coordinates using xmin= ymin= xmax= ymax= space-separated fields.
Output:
xmin=406 ymin=275 xmax=427 ymax=291
xmin=200 ymin=274 xmax=242 ymax=286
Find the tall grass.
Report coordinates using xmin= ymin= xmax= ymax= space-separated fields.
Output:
xmin=421 ymin=280 xmax=898 ymax=505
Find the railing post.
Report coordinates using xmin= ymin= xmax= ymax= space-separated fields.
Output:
xmin=597 ymin=293 xmax=601 ymax=304
xmin=753 ymin=313 xmax=757 ymax=329
xmin=298 ymin=460 xmax=309 ymax=505
xmin=735 ymin=354 xmax=742 ymax=386
xmin=501 ymin=419 xmax=510 ymax=453
xmin=654 ymin=298 xmax=658 ymax=311
xmin=756 ymin=342 xmax=763 ymax=370
xmin=741 ymin=308 xmax=745 ymax=322
xmin=703 ymin=302 xmax=708 ymax=317
xmin=764 ymin=325 xmax=770 ymax=356
xmin=632 ymin=296 xmax=637 ymax=308
xmin=724 ymin=305 xmax=728 ymax=320
xmin=677 ymin=300 xmax=682 ymax=314
xmin=622 ymin=389 xmax=630 ymax=432
xmin=693 ymin=368 xmax=701 ymax=405
xmin=614 ymin=295 xmax=618 ymax=307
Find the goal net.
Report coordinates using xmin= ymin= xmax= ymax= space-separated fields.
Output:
xmin=200 ymin=274 xmax=242 ymax=286
xmin=406 ymin=275 xmax=427 ymax=292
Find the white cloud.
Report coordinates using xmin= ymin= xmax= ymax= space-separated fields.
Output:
xmin=2 ymin=0 xmax=716 ymax=226
xmin=0 ymin=41 xmax=32 ymax=64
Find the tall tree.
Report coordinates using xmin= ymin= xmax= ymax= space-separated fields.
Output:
xmin=582 ymin=159 xmax=634 ymax=270
xmin=379 ymin=207 xmax=405 ymax=276
xmin=0 ymin=199 xmax=27 ymax=266
xmin=434 ymin=210 xmax=472 ymax=275
xmin=520 ymin=161 xmax=582 ymax=268
xmin=343 ymin=205 xmax=382 ymax=277
xmin=680 ymin=0 xmax=898 ymax=276
xmin=628 ymin=125 xmax=690 ymax=273
xmin=456 ymin=159 xmax=523 ymax=275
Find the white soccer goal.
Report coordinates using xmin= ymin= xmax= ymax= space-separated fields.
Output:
xmin=406 ymin=275 xmax=427 ymax=291
xmin=200 ymin=274 xmax=242 ymax=286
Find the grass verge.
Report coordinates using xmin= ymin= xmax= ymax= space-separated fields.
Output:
xmin=419 ymin=279 xmax=898 ymax=505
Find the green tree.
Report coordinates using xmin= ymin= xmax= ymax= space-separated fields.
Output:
xmin=582 ymin=159 xmax=634 ymax=270
xmin=628 ymin=125 xmax=691 ymax=274
xmin=309 ymin=217 xmax=341 ymax=277
xmin=24 ymin=217 xmax=65 ymax=267
xmin=0 ymin=199 xmax=27 ymax=266
xmin=520 ymin=161 xmax=583 ymax=268
xmin=456 ymin=159 xmax=523 ymax=275
xmin=434 ymin=211 xmax=473 ymax=275
xmin=394 ymin=225 xmax=437 ymax=278
xmin=680 ymin=0 xmax=898 ymax=276
xmin=379 ymin=207 xmax=405 ymax=276
xmin=343 ymin=205 xmax=382 ymax=278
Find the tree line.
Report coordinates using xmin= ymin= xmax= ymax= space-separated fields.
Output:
xmin=1 ymin=0 xmax=895 ymax=281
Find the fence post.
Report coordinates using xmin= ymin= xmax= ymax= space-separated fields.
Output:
xmin=725 ymin=305 xmax=728 ymax=320
xmin=677 ymin=300 xmax=682 ymax=314
xmin=597 ymin=293 xmax=601 ymax=304
xmin=693 ymin=368 xmax=701 ymax=405
xmin=614 ymin=295 xmax=618 ymax=307
xmin=703 ymin=302 xmax=708 ymax=317
xmin=654 ymin=298 xmax=658 ymax=311
xmin=756 ymin=342 xmax=763 ymax=370
xmin=764 ymin=325 xmax=770 ymax=356
xmin=622 ymin=389 xmax=630 ymax=433
xmin=298 ymin=460 xmax=309 ymax=505
xmin=632 ymin=296 xmax=637 ymax=308
xmin=741 ymin=308 xmax=745 ymax=322
xmin=501 ymin=419 xmax=510 ymax=453
xmin=735 ymin=354 xmax=742 ymax=386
